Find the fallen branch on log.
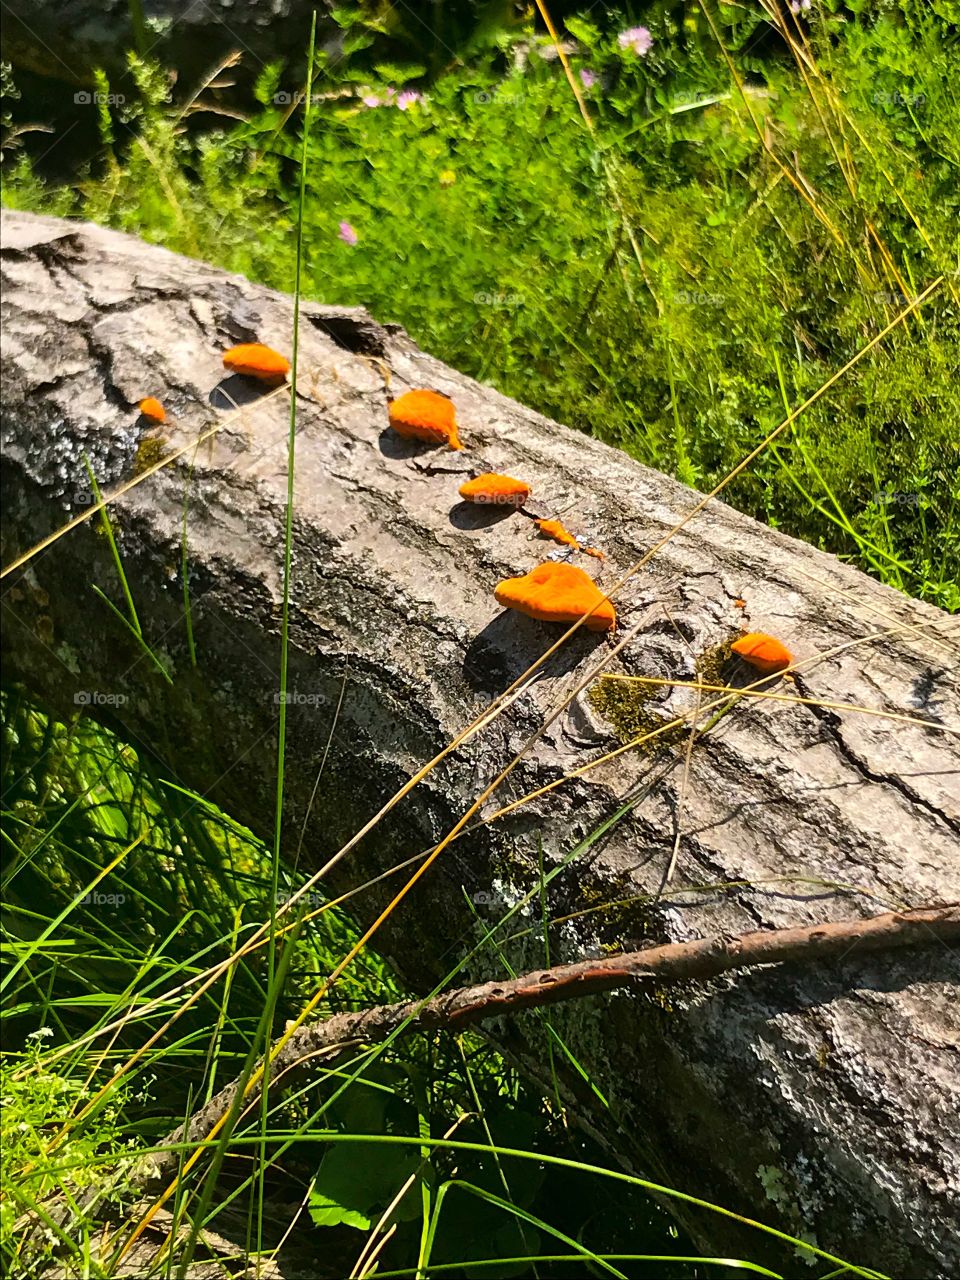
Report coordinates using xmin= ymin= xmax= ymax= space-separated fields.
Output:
xmin=19 ymin=902 xmax=957 ymax=1273
xmin=152 ymin=904 xmax=960 ymax=1188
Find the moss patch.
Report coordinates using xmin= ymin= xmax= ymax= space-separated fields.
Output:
xmin=696 ymin=635 xmax=738 ymax=690
xmin=132 ymin=435 xmax=171 ymax=476
xmin=587 ymin=675 xmax=686 ymax=751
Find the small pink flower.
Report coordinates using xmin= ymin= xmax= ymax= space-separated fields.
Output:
xmin=396 ymin=90 xmax=423 ymax=111
xmin=338 ymin=221 xmax=358 ymax=246
xmin=618 ymin=26 xmax=653 ymax=56
xmin=579 ymin=68 xmax=598 ymax=89
xmin=361 ymin=93 xmax=382 ymax=108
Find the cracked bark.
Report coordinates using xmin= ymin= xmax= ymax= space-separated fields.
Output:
xmin=2 ymin=210 xmax=959 ymax=1277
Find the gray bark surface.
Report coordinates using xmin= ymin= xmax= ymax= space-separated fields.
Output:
xmin=2 ymin=209 xmax=959 ymax=1276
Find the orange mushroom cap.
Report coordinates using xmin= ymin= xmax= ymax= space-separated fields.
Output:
xmin=494 ymin=562 xmax=616 ymax=632
xmin=535 ymin=518 xmax=579 ymax=549
xmin=138 ymin=397 xmax=166 ymax=425
xmin=222 ymin=343 xmax=290 ymax=386
xmin=731 ymin=632 xmax=793 ymax=675
xmin=459 ymin=472 xmax=530 ymax=507
xmin=388 ymin=389 xmax=463 ymax=450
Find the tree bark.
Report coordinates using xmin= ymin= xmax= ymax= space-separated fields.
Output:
xmin=2 ymin=209 xmax=959 ymax=1276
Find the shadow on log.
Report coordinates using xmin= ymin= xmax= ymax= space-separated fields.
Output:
xmin=1 ymin=210 xmax=959 ymax=1276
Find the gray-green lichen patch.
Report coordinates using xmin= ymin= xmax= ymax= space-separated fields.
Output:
xmin=757 ymin=1164 xmax=820 ymax=1266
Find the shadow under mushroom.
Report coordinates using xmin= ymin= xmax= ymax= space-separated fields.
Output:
xmin=208 ymin=375 xmax=278 ymax=410
xmin=448 ymin=500 xmax=516 ymax=531
xmin=462 ymin=608 xmax=605 ymax=696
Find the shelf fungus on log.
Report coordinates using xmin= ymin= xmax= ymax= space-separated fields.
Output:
xmin=222 ymin=342 xmax=290 ymax=386
xmin=137 ymin=396 xmax=166 ymax=425
xmin=494 ymin=562 xmax=616 ymax=632
xmin=389 ymin=388 xmax=463 ymax=450
xmin=459 ymin=472 xmax=530 ymax=507
xmin=731 ymin=632 xmax=793 ymax=675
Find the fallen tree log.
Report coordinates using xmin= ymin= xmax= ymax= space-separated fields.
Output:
xmin=2 ymin=209 xmax=958 ymax=1276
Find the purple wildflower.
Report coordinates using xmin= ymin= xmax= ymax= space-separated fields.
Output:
xmin=361 ymin=93 xmax=382 ymax=108
xmin=579 ymin=68 xmax=598 ymax=89
xmin=338 ymin=221 xmax=358 ymax=246
xmin=396 ymin=89 xmax=423 ymax=111
xmin=618 ymin=26 xmax=653 ymax=56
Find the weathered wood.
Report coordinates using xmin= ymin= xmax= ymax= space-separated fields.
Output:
xmin=2 ymin=209 xmax=959 ymax=1276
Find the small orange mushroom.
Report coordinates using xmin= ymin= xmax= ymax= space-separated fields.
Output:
xmin=459 ymin=472 xmax=530 ymax=507
xmin=535 ymin=518 xmax=579 ymax=550
xmin=138 ymin=397 xmax=166 ymax=425
xmin=535 ymin=518 xmax=604 ymax=560
xmin=388 ymin=389 xmax=463 ymax=450
xmin=731 ymin=632 xmax=793 ymax=675
xmin=494 ymin=562 xmax=616 ymax=632
xmin=222 ymin=343 xmax=290 ymax=386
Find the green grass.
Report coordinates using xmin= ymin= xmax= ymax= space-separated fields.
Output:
xmin=0 ymin=692 xmax=712 ymax=1278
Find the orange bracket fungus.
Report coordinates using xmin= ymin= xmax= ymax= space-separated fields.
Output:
xmin=494 ymin=562 xmax=616 ymax=632
xmin=388 ymin=389 xmax=463 ymax=450
xmin=731 ymin=632 xmax=793 ymax=675
xmin=222 ymin=343 xmax=291 ymax=386
xmin=534 ymin=517 xmax=604 ymax=559
xmin=138 ymin=397 xmax=166 ymax=425
xmin=459 ymin=472 xmax=530 ymax=507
